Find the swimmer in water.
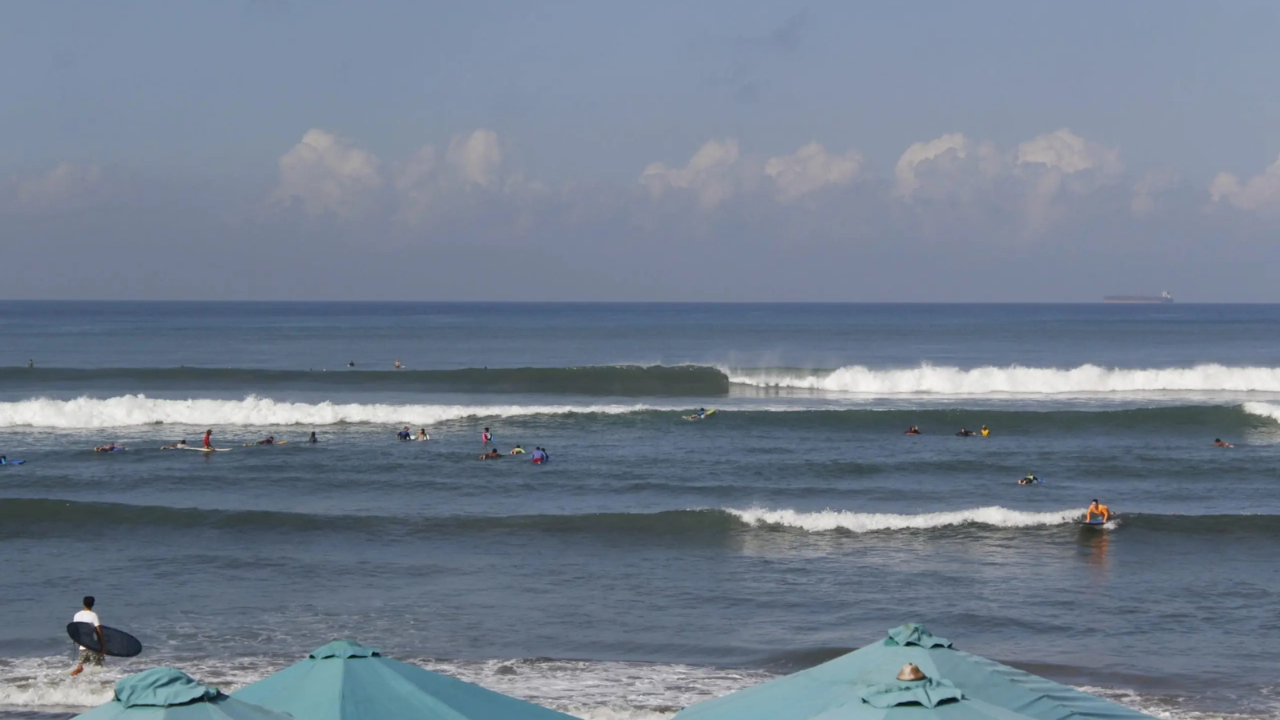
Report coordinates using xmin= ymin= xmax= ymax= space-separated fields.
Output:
xmin=1213 ymin=438 xmax=1234 ymax=448
xmin=905 ymin=426 xmax=921 ymax=435
xmin=1085 ymin=499 xmax=1111 ymax=523
xmin=482 ymin=428 xmax=492 ymax=444
xmin=415 ymin=429 xmax=429 ymax=441
xmin=980 ymin=425 xmax=990 ymax=437
xmin=397 ymin=427 xmax=412 ymax=441
xmin=479 ymin=449 xmax=502 ymax=460
xmin=308 ymin=432 xmax=318 ymax=444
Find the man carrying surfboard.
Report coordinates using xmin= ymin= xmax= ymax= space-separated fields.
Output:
xmin=70 ymin=596 xmax=105 ymax=676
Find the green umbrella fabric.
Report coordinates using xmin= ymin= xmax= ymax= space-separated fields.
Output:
xmin=74 ymin=668 xmax=293 ymax=720
xmin=674 ymin=624 xmax=1155 ymax=720
xmin=234 ymin=640 xmax=579 ymax=720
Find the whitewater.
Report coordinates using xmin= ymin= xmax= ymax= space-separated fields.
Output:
xmin=0 ymin=395 xmax=668 ymax=429
xmin=725 ymin=363 xmax=1280 ymax=395
xmin=725 ymin=506 xmax=1083 ymax=533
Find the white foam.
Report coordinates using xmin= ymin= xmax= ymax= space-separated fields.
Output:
xmin=726 ymin=506 xmax=1081 ymax=533
xmin=726 ymin=363 xmax=1280 ymax=396
xmin=1243 ymin=402 xmax=1280 ymax=422
xmin=0 ymin=395 xmax=664 ymax=429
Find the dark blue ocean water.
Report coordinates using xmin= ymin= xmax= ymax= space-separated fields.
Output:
xmin=1 ymin=303 xmax=1278 ymax=720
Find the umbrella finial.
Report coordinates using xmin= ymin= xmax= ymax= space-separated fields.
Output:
xmin=896 ymin=663 xmax=926 ymax=682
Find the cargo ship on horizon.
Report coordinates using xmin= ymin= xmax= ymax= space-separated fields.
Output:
xmin=1103 ymin=291 xmax=1174 ymax=304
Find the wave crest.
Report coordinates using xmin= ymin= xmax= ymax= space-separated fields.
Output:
xmin=1243 ymin=401 xmax=1280 ymax=422
xmin=726 ymin=506 xmax=1081 ymax=533
xmin=0 ymin=395 xmax=658 ymax=429
xmin=727 ymin=363 xmax=1280 ymax=395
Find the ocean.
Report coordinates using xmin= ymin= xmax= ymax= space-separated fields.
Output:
xmin=1 ymin=302 xmax=1278 ymax=720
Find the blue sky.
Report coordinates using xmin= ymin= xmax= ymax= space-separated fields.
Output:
xmin=3 ymin=1 xmax=1280 ymax=300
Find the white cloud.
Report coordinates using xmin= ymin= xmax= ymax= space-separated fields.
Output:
xmin=893 ymin=133 xmax=970 ymax=197
xmin=392 ymin=145 xmax=440 ymax=224
xmin=1210 ymin=153 xmax=1280 ymax=212
xmin=764 ymin=142 xmax=864 ymax=202
xmin=445 ymin=129 xmax=502 ymax=188
xmin=15 ymin=162 xmax=103 ymax=209
xmin=272 ymin=129 xmax=383 ymax=217
xmin=1131 ymin=169 xmax=1180 ymax=216
xmin=639 ymin=139 xmax=745 ymax=209
xmin=1016 ymin=128 xmax=1121 ymax=175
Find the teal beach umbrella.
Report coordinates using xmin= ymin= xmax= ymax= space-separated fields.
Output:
xmin=674 ymin=624 xmax=1155 ymax=720
xmin=74 ymin=668 xmax=293 ymax=720
xmin=234 ymin=640 xmax=579 ymax=720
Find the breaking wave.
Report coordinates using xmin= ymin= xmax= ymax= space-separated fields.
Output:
xmin=1242 ymin=402 xmax=1280 ymax=422
xmin=726 ymin=363 xmax=1280 ymax=396
xmin=725 ymin=506 xmax=1082 ymax=533
xmin=0 ymin=395 xmax=662 ymax=429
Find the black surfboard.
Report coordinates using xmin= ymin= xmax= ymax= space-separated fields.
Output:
xmin=66 ymin=622 xmax=143 ymax=657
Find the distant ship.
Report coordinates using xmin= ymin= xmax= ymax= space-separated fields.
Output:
xmin=1103 ymin=291 xmax=1174 ymax=304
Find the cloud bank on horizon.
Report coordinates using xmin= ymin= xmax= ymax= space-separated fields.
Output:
xmin=2 ymin=1 xmax=1279 ymax=301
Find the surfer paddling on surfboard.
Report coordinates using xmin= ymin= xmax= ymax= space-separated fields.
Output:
xmin=1085 ymin=499 xmax=1111 ymax=524
xmin=70 ymin=596 xmax=105 ymax=676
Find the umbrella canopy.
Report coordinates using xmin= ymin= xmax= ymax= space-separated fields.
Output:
xmin=74 ymin=668 xmax=293 ymax=720
xmin=234 ymin=640 xmax=579 ymax=720
xmin=674 ymin=624 xmax=1155 ymax=720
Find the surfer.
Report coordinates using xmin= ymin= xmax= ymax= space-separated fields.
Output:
xmin=70 ymin=596 xmax=105 ymax=676
xmin=415 ymin=429 xmax=429 ymax=441
xmin=905 ymin=426 xmax=921 ymax=435
xmin=160 ymin=440 xmax=188 ymax=450
xmin=394 ymin=360 xmax=402 ymax=370
xmin=1085 ymin=499 xmax=1111 ymax=524
xmin=255 ymin=436 xmax=275 ymax=445
xmin=956 ymin=428 xmax=976 ymax=437
xmin=397 ymin=427 xmax=412 ymax=441
xmin=482 ymin=428 xmax=492 ymax=445
xmin=1213 ymin=438 xmax=1234 ymax=448
xmin=203 ymin=429 xmax=214 ymax=451
xmin=307 ymin=432 xmax=318 ymax=444
xmin=479 ymin=448 xmax=502 ymax=460
xmin=530 ymin=447 xmax=547 ymax=464
xmin=94 ymin=442 xmax=121 ymax=453
xmin=1018 ymin=474 xmax=1039 ymax=485
xmin=509 ymin=444 xmax=525 ymax=455
xmin=980 ymin=425 xmax=991 ymax=437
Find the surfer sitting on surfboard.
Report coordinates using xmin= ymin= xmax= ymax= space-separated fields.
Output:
xmin=1085 ymin=499 xmax=1111 ymax=524
xmin=203 ymin=429 xmax=215 ymax=451
xmin=70 ymin=596 xmax=105 ymax=676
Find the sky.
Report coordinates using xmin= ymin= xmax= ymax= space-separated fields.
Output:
xmin=2 ymin=0 xmax=1280 ymax=301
